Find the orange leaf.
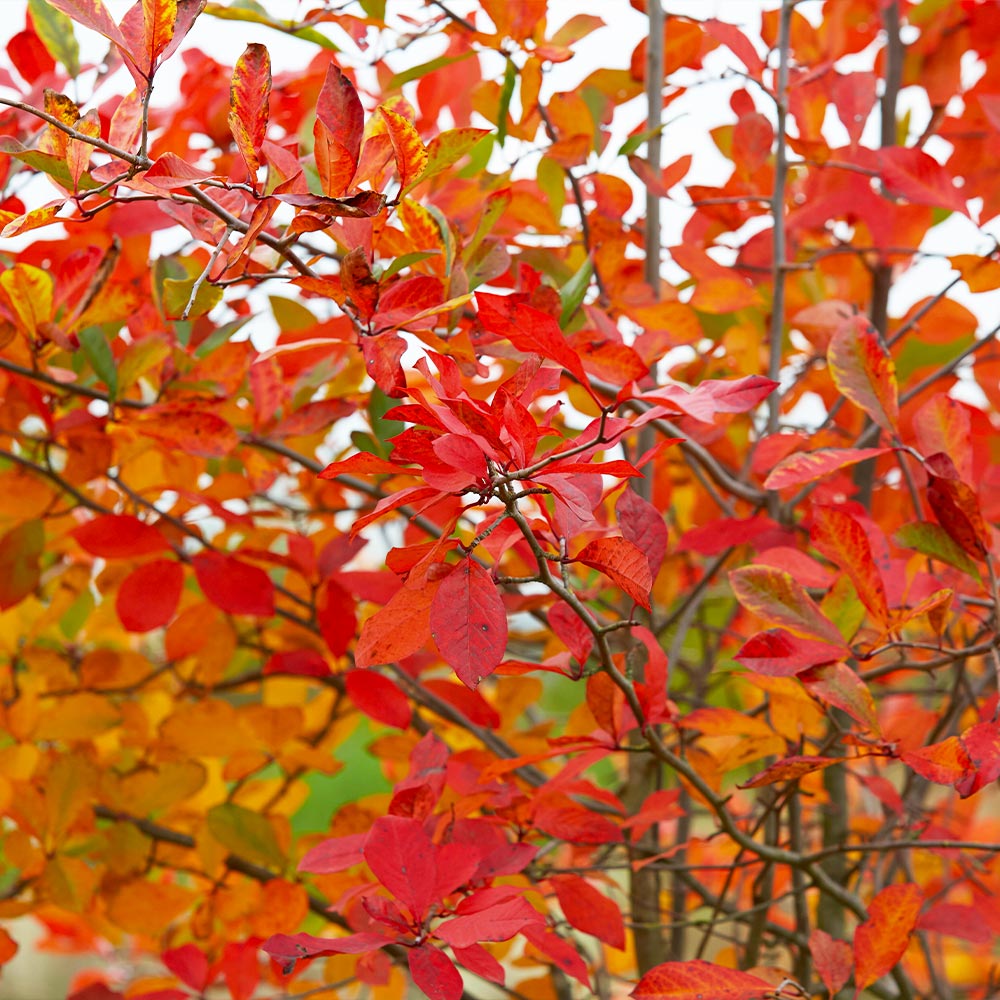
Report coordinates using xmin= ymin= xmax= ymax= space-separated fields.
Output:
xmin=763 ymin=447 xmax=893 ymax=490
xmin=229 ymin=42 xmax=271 ymax=179
xmin=853 ymin=883 xmax=923 ymax=992
xmin=577 ymin=537 xmax=652 ymax=610
xmin=139 ymin=0 xmax=177 ymax=73
xmin=827 ymin=314 xmax=898 ymax=433
xmin=740 ymin=754 xmax=845 ymax=789
xmin=355 ymin=575 xmax=438 ymax=667
xmin=0 ymin=519 xmax=44 ymax=610
xmin=379 ymin=105 xmax=428 ymax=193
xmin=631 ymin=959 xmax=773 ymax=1000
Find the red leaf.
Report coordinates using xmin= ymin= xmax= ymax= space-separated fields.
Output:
xmin=361 ymin=332 xmax=407 ymax=397
xmin=534 ymin=799 xmax=622 ymax=845
xmin=229 ymin=43 xmax=271 ymax=179
xmin=316 ymin=577 xmax=356 ymax=657
xmin=116 ymin=559 xmax=184 ymax=632
xmin=879 ymin=146 xmax=968 ymax=216
xmin=162 ymin=944 xmax=212 ymax=992
xmin=262 ymin=649 xmax=330 ymax=678
xmin=430 ymin=558 xmax=508 ymax=689
xmin=616 ymin=488 xmax=667 ymax=580
xmin=476 ymin=293 xmax=597 ymax=403
xmin=134 ymin=407 xmax=238 ymax=456
xmin=297 ymin=833 xmax=366 ymax=874
xmin=436 ymin=891 xmax=541 ymax=947
xmin=631 ymin=960 xmax=773 ymax=1000
xmin=221 ymin=939 xmax=259 ymax=1000
xmin=808 ymin=929 xmax=852 ymax=995
xmin=853 ymin=883 xmax=923 ymax=991
xmin=408 ymin=945 xmax=463 ymax=1000
xmin=192 ymin=551 xmax=275 ymax=618
xmin=520 ymin=925 xmax=590 ymax=988
xmin=262 ymin=931 xmax=386 ymax=967
xmin=918 ymin=902 xmax=993 ymax=943
xmin=363 ymin=816 xmax=437 ymax=921
xmin=451 ymin=943 xmax=505 ymax=985
xmin=317 ymin=65 xmax=364 ymax=165
xmin=924 ymin=452 xmax=989 ymax=559
xmin=548 ymin=601 xmax=593 ymax=666
xmin=345 ymin=671 xmax=411 ymax=729
xmin=827 ymin=314 xmax=898 ymax=433
xmin=0 ymin=519 xmax=44 ymax=610
xmin=763 ymin=447 xmax=893 ymax=490
xmin=735 ymin=629 xmax=845 ymax=676
xmin=550 ymin=875 xmax=625 ymax=949
xmin=577 ymin=537 xmax=652 ymax=610
xmin=729 ymin=565 xmax=846 ymax=646
xmin=73 ymin=514 xmax=170 ymax=558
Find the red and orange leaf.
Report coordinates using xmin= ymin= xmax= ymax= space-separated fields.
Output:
xmin=191 ymin=551 xmax=275 ymax=618
xmin=317 ymin=64 xmax=364 ymax=165
xmin=229 ymin=42 xmax=270 ymax=179
xmin=631 ymin=959 xmax=773 ymax=1000
xmin=379 ymin=105 xmax=428 ymax=193
xmin=729 ymin=565 xmax=846 ymax=646
xmin=616 ymin=487 xmax=667 ymax=580
xmin=577 ymin=537 xmax=653 ymax=610
xmin=139 ymin=0 xmax=177 ymax=72
xmin=827 ymin=314 xmax=899 ymax=433
xmin=116 ymin=559 xmax=183 ymax=632
xmin=763 ymin=447 xmax=893 ymax=491
xmin=740 ymin=755 xmax=846 ymax=789
xmin=800 ymin=662 xmax=881 ymax=734
xmin=853 ymin=883 xmax=923 ymax=992
xmin=810 ymin=505 xmax=889 ymax=625
xmin=879 ymin=146 xmax=968 ymax=216
xmin=430 ymin=558 xmax=507 ymax=689
xmin=808 ymin=929 xmax=852 ymax=995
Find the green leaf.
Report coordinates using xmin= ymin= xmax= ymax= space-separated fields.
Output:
xmin=388 ymin=50 xmax=477 ymax=89
xmin=206 ymin=803 xmax=287 ymax=871
xmin=559 ymin=257 xmax=593 ymax=328
xmin=194 ymin=317 xmax=250 ymax=358
xmin=496 ymin=58 xmax=517 ymax=146
xmin=203 ymin=1 xmax=339 ymax=51
xmin=379 ymin=250 xmax=440 ymax=282
xmin=895 ymin=521 xmax=983 ymax=582
xmin=369 ymin=386 xmax=404 ymax=456
xmin=617 ymin=123 xmax=667 ymax=158
xmin=27 ymin=0 xmax=80 ymax=75
xmin=0 ymin=141 xmax=98 ymax=191
xmin=77 ymin=327 xmax=118 ymax=400
xmin=162 ymin=277 xmax=223 ymax=320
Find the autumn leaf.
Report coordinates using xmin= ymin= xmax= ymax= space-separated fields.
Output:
xmin=853 ymin=883 xmax=923 ymax=992
xmin=229 ymin=42 xmax=271 ymax=180
xmin=631 ymin=959 xmax=773 ymax=1000
xmin=827 ymin=314 xmax=899 ymax=433
xmin=577 ymin=537 xmax=653 ymax=610
xmin=430 ymin=557 xmax=508 ymax=688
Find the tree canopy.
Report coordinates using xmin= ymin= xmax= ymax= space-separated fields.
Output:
xmin=1 ymin=1 xmax=1000 ymax=998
